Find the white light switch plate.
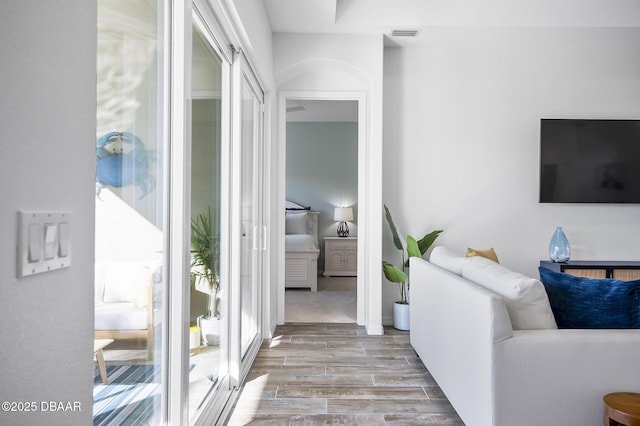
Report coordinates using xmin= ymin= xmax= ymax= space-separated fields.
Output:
xmin=18 ymin=211 xmax=72 ymax=277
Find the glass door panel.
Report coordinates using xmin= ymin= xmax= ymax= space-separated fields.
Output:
xmin=189 ymin=23 xmax=230 ymax=421
xmin=239 ymin=70 xmax=263 ymax=358
xmin=95 ymin=0 xmax=165 ymax=424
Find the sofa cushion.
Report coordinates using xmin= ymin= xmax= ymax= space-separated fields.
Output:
xmin=102 ymin=261 xmax=151 ymax=308
xmin=466 ymin=247 xmax=499 ymax=263
xmin=538 ymin=267 xmax=640 ymax=329
xmin=95 ymin=302 xmax=147 ymax=330
xmin=429 ymin=246 xmax=466 ymax=275
xmin=462 ymin=256 xmax=557 ymax=330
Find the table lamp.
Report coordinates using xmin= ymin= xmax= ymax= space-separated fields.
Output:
xmin=334 ymin=207 xmax=353 ymax=237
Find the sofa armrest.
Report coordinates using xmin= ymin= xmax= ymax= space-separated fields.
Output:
xmin=494 ymin=329 xmax=640 ymax=426
xmin=410 ymin=257 xmax=513 ymax=426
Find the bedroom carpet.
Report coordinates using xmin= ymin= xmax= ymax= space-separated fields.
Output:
xmin=285 ymin=276 xmax=357 ymax=323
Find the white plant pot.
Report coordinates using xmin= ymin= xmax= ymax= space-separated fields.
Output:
xmin=197 ymin=315 xmax=220 ymax=346
xmin=393 ymin=302 xmax=410 ymax=331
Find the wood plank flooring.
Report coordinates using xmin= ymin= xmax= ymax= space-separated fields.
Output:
xmin=226 ymin=323 xmax=463 ymax=425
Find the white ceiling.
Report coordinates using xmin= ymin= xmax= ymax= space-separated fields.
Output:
xmin=264 ymin=0 xmax=640 ymax=46
xmin=268 ymin=0 xmax=639 ymax=119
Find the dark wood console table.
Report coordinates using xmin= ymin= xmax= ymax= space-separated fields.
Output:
xmin=540 ymin=260 xmax=640 ymax=281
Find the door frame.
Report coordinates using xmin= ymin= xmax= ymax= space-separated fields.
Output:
xmin=277 ymin=90 xmax=371 ymax=329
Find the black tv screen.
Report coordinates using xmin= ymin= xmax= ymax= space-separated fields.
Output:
xmin=540 ymin=119 xmax=640 ymax=203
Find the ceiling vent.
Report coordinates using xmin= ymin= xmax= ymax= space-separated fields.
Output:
xmin=391 ymin=28 xmax=421 ymax=37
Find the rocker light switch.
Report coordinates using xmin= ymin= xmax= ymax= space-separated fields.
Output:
xmin=58 ymin=222 xmax=69 ymax=257
xmin=28 ymin=223 xmax=41 ymax=262
xmin=18 ymin=211 xmax=72 ymax=277
xmin=44 ymin=223 xmax=57 ymax=259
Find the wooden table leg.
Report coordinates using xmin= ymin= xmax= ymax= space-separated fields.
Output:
xmin=96 ymin=348 xmax=108 ymax=384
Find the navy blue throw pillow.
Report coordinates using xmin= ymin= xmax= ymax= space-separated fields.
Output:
xmin=538 ymin=267 xmax=640 ymax=329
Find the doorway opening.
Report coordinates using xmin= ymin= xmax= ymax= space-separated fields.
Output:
xmin=283 ymin=98 xmax=359 ymax=323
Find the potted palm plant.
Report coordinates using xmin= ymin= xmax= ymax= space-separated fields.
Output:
xmin=382 ymin=204 xmax=442 ymax=330
xmin=191 ymin=208 xmax=221 ymax=346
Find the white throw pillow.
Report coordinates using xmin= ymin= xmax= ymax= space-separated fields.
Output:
xmin=103 ymin=261 xmax=151 ymax=308
xmin=285 ymin=211 xmax=309 ymax=234
xmin=462 ymin=256 xmax=557 ymax=330
xmin=429 ymin=246 xmax=466 ymax=275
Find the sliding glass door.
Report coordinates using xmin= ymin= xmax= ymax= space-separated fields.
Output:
xmin=96 ymin=1 xmax=266 ymax=423
xmin=188 ymin=20 xmax=231 ymax=422
xmin=239 ymin=74 xmax=261 ymax=358
xmin=95 ymin=0 xmax=166 ymax=424
xmin=188 ymin=4 xmax=266 ymax=421
xmin=234 ymin=55 xmax=265 ymax=366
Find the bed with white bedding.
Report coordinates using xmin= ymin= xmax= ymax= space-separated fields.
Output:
xmin=285 ymin=201 xmax=320 ymax=292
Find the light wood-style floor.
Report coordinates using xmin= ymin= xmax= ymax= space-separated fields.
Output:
xmin=226 ymin=323 xmax=463 ymax=425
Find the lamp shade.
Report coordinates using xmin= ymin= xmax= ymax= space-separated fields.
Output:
xmin=334 ymin=207 xmax=353 ymax=222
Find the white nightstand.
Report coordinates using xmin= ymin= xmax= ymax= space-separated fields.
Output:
xmin=323 ymin=237 xmax=357 ymax=276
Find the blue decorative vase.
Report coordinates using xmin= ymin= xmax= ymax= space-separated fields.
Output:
xmin=549 ymin=226 xmax=571 ymax=263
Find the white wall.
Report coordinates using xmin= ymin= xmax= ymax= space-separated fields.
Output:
xmin=383 ymin=27 xmax=640 ymax=320
xmin=227 ymin=0 xmax=274 ymax=89
xmin=0 ymin=2 xmax=96 ymax=425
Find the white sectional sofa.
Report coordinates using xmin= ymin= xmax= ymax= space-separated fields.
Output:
xmin=409 ymin=247 xmax=640 ymax=426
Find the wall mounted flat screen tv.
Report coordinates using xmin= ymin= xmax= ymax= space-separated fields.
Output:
xmin=540 ymin=119 xmax=640 ymax=203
